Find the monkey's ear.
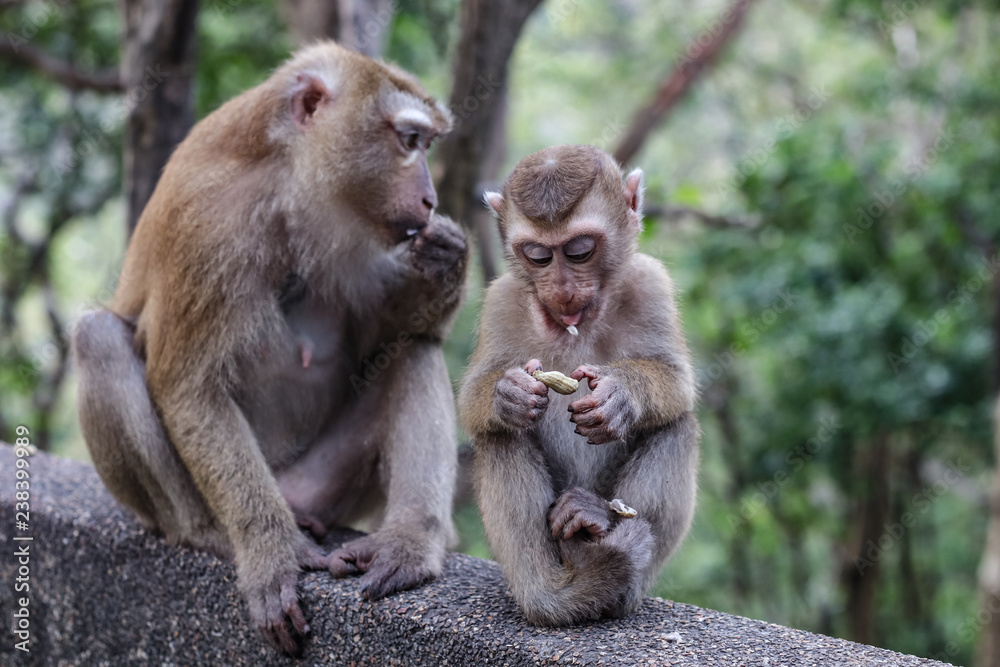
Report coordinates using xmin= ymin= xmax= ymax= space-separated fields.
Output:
xmin=290 ymin=73 xmax=332 ymax=130
xmin=624 ymin=168 xmax=644 ymax=217
xmin=483 ymin=191 xmax=504 ymax=216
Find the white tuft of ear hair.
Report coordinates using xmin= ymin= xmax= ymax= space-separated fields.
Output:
xmin=625 ymin=168 xmax=645 ymax=216
xmin=483 ymin=191 xmax=504 ymax=216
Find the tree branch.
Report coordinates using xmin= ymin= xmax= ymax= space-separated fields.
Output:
xmin=613 ymin=0 xmax=755 ymax=165
xmin=644 ymin=204 xmax=756 ymax=230
xmin=0 ymin=41 xmax=122 ymax=92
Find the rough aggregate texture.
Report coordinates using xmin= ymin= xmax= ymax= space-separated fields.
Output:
xmin=0 ymin=445 xmax=955 ymax=666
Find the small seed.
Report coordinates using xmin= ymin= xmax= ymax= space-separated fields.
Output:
xmin=609 ymin=498 xmax=638 ymax=518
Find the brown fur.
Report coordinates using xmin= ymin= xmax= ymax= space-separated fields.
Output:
xmin=462 ymin=145 xmax=699 ymax=625
xmin=498 ymin=145 xmax=630 ymax=239
xmin=73 ymin=41 xmax=467 ymax=655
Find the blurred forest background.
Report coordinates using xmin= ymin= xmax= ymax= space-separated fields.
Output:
xmin=1 ymin=0 xmax=998 ymax=664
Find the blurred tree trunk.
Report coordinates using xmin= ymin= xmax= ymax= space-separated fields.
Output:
xmin=974 ymin=230 xmax=1000 ymax=667
xmin=121 ymin=0 xmax=199 ymax=234
xmin=435 ymin=0 xmax=543 ymax=281
xmin=841 ymin=435 xmax=890 ymax=647
xmin=979 ymin=397 xmax=1000 ymax=667
xmin=281 ymin=0 xmax=391 ymax=58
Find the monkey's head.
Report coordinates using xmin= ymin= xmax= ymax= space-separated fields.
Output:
xmin=273 ymin=42 xmax=453 ymax=246
xmin=484 ymin=145 xmax=644 ymax=339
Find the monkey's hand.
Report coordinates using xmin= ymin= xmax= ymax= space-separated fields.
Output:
xmin=493 ymin=359 xmax=550 ymax=429
xmin=568 ymin=365 xmax=638 ymax=444
xmin=245 ymin=535 xmax=327 ymax=655
xmin=328 ymin=531 xmax=439 ymax=600
xmin=549 ymin=486 xmax=612 ymax=541
xmin=409 ymin=214 xmax=468 ymax=286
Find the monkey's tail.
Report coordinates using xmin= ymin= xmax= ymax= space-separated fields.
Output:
xmin=515 ymin=518 xmax=656 ymax=626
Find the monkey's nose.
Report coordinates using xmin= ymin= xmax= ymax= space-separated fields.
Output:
xmin=422 ymin=192 xmax=437 ymax=211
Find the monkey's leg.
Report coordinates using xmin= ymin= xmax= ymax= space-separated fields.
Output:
xmin=604 ymin=411 xmax=700 ymax=614
xmin=72 ymin=311 xmax=229 ymax=557
xmin=325 ymin=340 xmax=458 ymax=599
xmin=475 ymin=433 xmax=653 ymax=626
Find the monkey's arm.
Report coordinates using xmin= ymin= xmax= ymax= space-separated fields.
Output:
xmin=328 ymin=339 xmax=456 ymax=597
xmin=570 ymin=258 xmax=695 ymax=443
xmin=145 ymin=296 xmax=320 ymax=653
xmin=383 ymin=214 xmax=468 ymax=338
xmin=458 ymin=278 xmax=551 ymax=437
xmin=608 ymin=412 xmax=700 ymax=599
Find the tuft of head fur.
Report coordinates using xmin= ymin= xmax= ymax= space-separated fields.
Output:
xmin=494 ymin=145 xmax=634 ymax=241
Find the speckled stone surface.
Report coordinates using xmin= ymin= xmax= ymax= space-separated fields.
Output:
xmin=0 ymin=444 xmax=954 ymax=666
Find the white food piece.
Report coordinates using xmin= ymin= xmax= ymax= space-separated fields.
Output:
xmin=609 ymin=498 xmax=638 ymax=518
xmin=566 ymin=325 xmax=579 ymax=336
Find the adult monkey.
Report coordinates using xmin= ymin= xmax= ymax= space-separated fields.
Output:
xmin=460 ymin=145 xmax=698 ymax=625
xmin=72 ymin=42 xmax=467 ymax=654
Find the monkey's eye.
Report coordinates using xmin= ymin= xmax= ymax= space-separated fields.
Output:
xmin=399 ymin=131 xmax=421 ymax=151
xmin=563 ymin=236 xmax=596 ymax=263
xmin=523 ymin=243 xmax=553 ymax=267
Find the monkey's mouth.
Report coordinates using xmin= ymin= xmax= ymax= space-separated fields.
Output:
xmin=387 ymin=218 xmax=428 ymax=244
xmin=537 ymin=301 xmax=590 ymax=337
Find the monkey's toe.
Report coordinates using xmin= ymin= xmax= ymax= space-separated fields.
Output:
xmin=359 ymin=560 xmax=434 ymax=600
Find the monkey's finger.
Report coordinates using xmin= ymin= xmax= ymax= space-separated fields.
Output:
xmin=298 ymin=545 xmax=330 ymax=571
xmin=524 ymin=359 xmax=543 ymax=374
xmin=528 ymin=379 xmax=549 ymax=396
xmin=570 ymin=365 xmax=599 ymax=385
xmin=586 ymin=429 xmax=617 ymax=445
xmin=571 ymin=410 xmax=605 ymax=428
xmin=285 ymin=601 xmax=310 ymax=637
xmin=568 ymin=395 xmax=600 ymax=414
xmin=261 ymin=616 xmax=300 ymax=656
xmin=275 ymin=622 xmax=300 ymax=656
xmin=280 ymin=580 xmax=310 ymax=636
xmin=328 ymin=550 xmax=362 ymax=577
xmin=529 ymin=394 xmax=549 ymax=409
xmin=548 ymin=506 xmax=571 ymax=538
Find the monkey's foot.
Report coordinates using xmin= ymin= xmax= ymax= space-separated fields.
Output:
xmin=328 ymin=533 xmax=439 ymax=600
xmin=246 ymin=565 xmax=310 ymax=656
xmin=549 ymin=486 xmax=612 ymax=541
xmin=293 ymin=509 xmax=329 ymax=541
xmin=297 ymin=538 xmax=329 ymax=571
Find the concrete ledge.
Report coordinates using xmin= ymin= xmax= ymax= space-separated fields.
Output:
xmin=0 ymin=444 xmax=952 ymax=666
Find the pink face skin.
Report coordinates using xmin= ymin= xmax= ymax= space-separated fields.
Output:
xmin=510 ymin=221 xmax=607 ymax=340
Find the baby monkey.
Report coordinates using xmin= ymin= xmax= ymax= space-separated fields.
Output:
xmin=459 ymin=145 xmax=699 ymax=625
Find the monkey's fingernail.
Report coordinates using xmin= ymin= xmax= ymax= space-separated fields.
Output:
xmin=587 ymin=439 xmax=595 ymax=445
xmin=567 ymin=406 xmax=575 ymax=413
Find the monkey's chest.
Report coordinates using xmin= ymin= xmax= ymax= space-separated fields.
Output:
xmin=242 ymin=299 xmax=354 ymax=462
xmin=536 ymin=391 xmax=630 ymax=495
